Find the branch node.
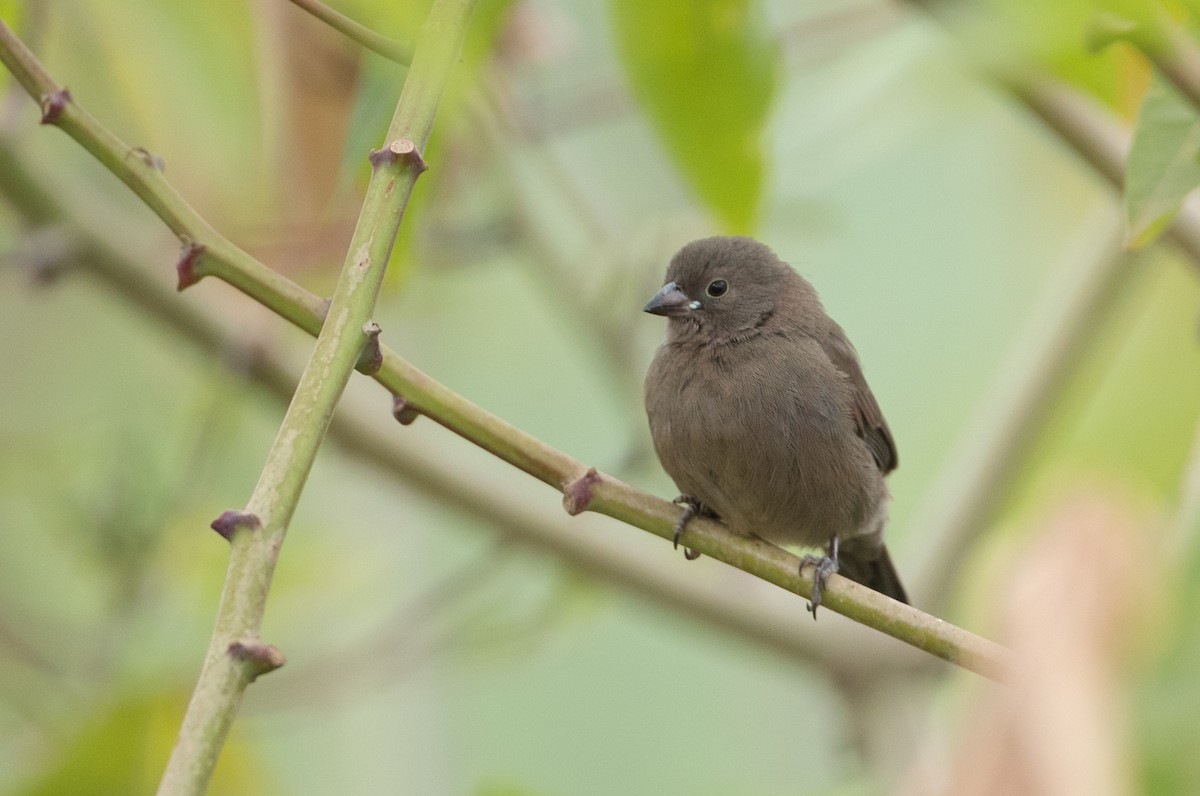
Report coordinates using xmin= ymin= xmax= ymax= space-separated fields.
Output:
xmin=356 ymin=321 xmax=384 ymax=375
xmin=368 ymin=137 xmax=428 ymax=174
xmin=175 ymin=239 xmax=208 ymax=291
xmin=227 ymin=639 xmax=286 ymax=681
xmin=392 ymin=394 xmax=420 ymax=425
xmin=39 ymin=87 xmax=71 ymax=124
xmin=130 ymin=146 xmax=166 ymax=172
xmin=210 ymin=510 xmax=262 ymax=542
xmin=562 ymin=467 xmax=601 ymax=516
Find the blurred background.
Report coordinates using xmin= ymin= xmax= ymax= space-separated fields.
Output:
xmin=1 ymin=0 xmax=1199 ymax=793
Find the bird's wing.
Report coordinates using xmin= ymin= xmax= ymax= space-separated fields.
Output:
xmin=820 ymin=325 xmax=897 ymax=474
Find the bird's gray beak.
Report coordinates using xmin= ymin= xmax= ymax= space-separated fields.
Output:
xmin=643 ymin=281 xmax=695 ymax=317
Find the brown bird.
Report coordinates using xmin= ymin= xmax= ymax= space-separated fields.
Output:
xmin=643 ymin=236 xmax=907 ymax=614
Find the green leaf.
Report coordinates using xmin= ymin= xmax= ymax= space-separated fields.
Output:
xmin=1085 ymin=11 xmax=1144 ymax=53
xmin=1125 ymin=74 xmax=1200 ymax=248
xmin=1085 ymin=2 xmax=1174 ymax=56
xmin=610 ymin=0 xmax=777 ymax=233
xmin=16 ymin=691 xmax=268 ymax=795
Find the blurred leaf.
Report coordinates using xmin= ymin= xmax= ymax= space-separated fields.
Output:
xmin=1087 ymin=2 xmax=1184 ymax=56
xmin=610 ymin=0 xmax=777 ymax=232
xmin=1085 ymin=11 xmax=1144 ymax=53
xmin=1125 ymin=74 xmax=1200 ymax=248
xmin=16 ymin=691 xmax=269 ymax=795
xmin=981 ymin=0 xmax=1151 ymax=116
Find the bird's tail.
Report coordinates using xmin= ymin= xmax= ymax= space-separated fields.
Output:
xmin=838 ymin=542 xmax=908 ymax=605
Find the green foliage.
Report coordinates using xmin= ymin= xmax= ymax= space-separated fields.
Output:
xmin=5 ymin=0 xmax=1200 ymax=793
xmin=609 ymin=0 xmax=777 ymax=232
xmin=16 ymin=692 xmax=267 ymax=795
xmin=1085 ymin=11 xmax=1147 ymax=53
xmin=1125 ymin=74 xmax=1200 ymax=248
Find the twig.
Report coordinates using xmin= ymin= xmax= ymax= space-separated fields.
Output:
xmin=285 ymin=0 xmax=413 ymax=64
xmin=0 ymin=118 xmax=919 ymax=681
xmin=1139 ymin=9 xmax=1200 ymax=118
xmin=151 ymin=0 xmax=476 ymax=791
xmin=0 ymin=16 xmax=1009 ymax=682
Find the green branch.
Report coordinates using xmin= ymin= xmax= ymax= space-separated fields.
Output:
xmin=156 ymin=1 xmax=477 ymax=789
xmin=0 ymin=0 xmax=481 ymax=791
xmin=0 ymin=134 xmax=913 ymax=678
xmin=286 ymin=0 xmax=413 ymax=64
xmin=0 ymin=14 xmax=1010 ymax=685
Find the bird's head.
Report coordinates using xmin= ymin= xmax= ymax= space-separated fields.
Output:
xmin=644 ymin=236 xmax=814 ymax=341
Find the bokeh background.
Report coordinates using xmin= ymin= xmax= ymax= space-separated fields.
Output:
xmin=1 ymin=0 xmax=1199 ymax=793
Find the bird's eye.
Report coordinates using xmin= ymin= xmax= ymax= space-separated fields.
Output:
xmin=705 ymin=279 xmax=728 ymax=298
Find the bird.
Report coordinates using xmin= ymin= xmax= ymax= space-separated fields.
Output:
xmin=642 ymin=236 xmax=907 ymax=614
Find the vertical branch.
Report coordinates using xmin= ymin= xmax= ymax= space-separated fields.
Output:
xmin=156 ymin=1 xmax=478 ymax=793
xmin=0 ymin=0 xmax=1009 ymax=707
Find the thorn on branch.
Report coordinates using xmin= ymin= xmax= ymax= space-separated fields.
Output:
xmin=562 ymin=467 xmax=601 ymax=516
xmin=368 ymin=137 xmax=428 ymax=174
xmin=210 ymin=509 xmax=262 ymax=542
xmin=356 ymin=321 xmax=383 ymax=375
xmin=175 ymin=239 xmax=208 ymax=291
xmin=392 ymin=394 xmax=420 ymax=425
xmin=39 ymin=87 xmax=70 ymax=124
xmin=130 ymin=146 xmax=165 ymax=171
xmin=227 ymin=639 xmax=286 ymax=681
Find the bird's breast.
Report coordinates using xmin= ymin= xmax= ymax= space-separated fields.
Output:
xmin=645 ymin=336 xmax=883 ymax=547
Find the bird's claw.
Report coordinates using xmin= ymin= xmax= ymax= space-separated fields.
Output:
xmin=802 ymin=536 xmax=840 ymax=619
xmin=672 ymin=495 xmax=703 ymax=560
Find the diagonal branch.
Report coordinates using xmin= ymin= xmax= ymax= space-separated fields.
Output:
xmin=0 ymin=18 xmax=1009 ymax=681
xmin=0 ymin=132 xmax=883 ymax=679
xmin=285 ymin=0 xmax=413 ymax=64
xmin=284 ymin=0 xmax=412 ymax=63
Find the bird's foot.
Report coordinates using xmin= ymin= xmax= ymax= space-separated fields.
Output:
xmin=801 ymin=537 xmax=840 ymax=619
xmin=671 ymin=495 xmax=707 ymax=560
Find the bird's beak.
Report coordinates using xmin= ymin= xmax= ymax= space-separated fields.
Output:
xmin=643 ymin=281 xmax=694 ymax=317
